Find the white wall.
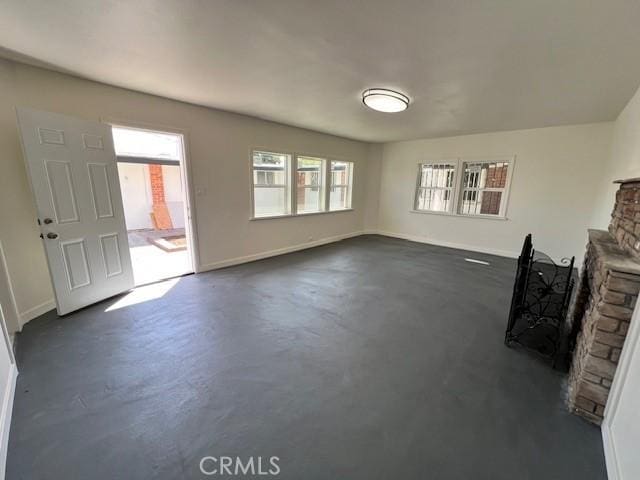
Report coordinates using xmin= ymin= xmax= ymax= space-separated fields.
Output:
xmin=377 ymin=123 xmax=613 ymax=263
xmin=363 ymin=143 xmax=383 ymax=232
xmin=0 ymin=58 xmax=376 ymax=327
xmin=162 ymin=165 xmax=185 ymax=229
xmin=118 ymin=163 xmax=185 ymax=230
xmin=592 ymin=85 xmax=640 ymax=228
xmin=117 ymin=163 xmax=153 ymax=230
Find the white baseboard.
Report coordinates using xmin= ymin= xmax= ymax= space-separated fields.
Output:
xmin=198 ymin=229 xmax=516 ymax=274
xmin=0 ymin=363 xmax=17 ymax=480
xmin=374 ymin=230 xmax=519 ymax=258
xmin=198 ymin=231 xmax=366 ymax=272
xmin=18 ymin=299 xmax=55 ymax=329
xmin=602 ymin=422 xmax=620 ymax=480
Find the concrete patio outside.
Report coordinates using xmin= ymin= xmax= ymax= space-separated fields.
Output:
xmin=127 ymin=228 xmax=192 ymax=285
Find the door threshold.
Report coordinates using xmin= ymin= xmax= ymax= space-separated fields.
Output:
xmin=134 ymin=271 xmax=194 ymax=289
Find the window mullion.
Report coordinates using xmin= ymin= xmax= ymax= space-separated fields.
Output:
xmin=414 ymin=164 xmax=423 ymax=210
xmin=324 ymin=159 xmax=330 ymax=212
xmin=290 ymin=154 xmax=297 ymax=215
xmin=453 ymin=159 xmax=463 ymax=214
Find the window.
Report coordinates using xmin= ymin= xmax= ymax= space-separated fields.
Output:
xmin=251 ymin=150 xmax=355 ymax=219
xmin=256 ymin=170 xmax=276 ymax=185
xmin=252 ymin=151 xmax=291 ymax=218
xmin=296 ymin=156 xmax=325 ymax=213
xmin=413 ymin=158 xmax=513 ymax=218
xmin=414 ymin=163 xmax=456 ymax=213
xmin=112 ymin=127 xmax=182 ymax=160
xmin=459 ymin=161 xmax=510 ymax=216
xmin=329 ymin=161 xmax=353 ymax=210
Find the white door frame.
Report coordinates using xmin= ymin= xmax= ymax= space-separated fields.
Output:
xmin=101 ymin=117 xmax=200 ymax=275
xmin=0 ymin=303 xmax=17 ymax=480
xmin=601 ymin=302 xmax=640 ymax=480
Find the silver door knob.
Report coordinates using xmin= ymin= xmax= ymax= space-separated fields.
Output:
xmin=46 ymin=232 xmax=58 ymax=239
xmin=43 ymin=218 xmax=54 ymax=224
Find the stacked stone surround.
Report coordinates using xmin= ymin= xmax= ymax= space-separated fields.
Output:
xmin=568 ymin=178 xmax=640 ymax=425
xmin=609 ymin=177 xmax=640 ymax=258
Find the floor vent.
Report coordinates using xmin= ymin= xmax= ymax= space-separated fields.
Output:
xmin=465 ymin=258 xmax=490 ymax=265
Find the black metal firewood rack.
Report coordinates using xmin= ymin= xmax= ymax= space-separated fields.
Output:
xmin=504 ymin=234 xmax=575 ymax=368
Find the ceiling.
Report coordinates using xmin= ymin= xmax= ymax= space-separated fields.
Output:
xmin=2 ymin=0 xmax=640 ymax=143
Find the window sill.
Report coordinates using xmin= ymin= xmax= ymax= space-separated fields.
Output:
xmin=250 ymin=208 xmax=354 ymax=221
xmin=409 ymin=209 xmax=508 ymax=221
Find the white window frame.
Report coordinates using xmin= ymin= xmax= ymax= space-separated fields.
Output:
xmin=249 ymin=149 xmax=355 ymax=220
xmin=251 ymin=150 xmax=292 ymax=219
xmin=411 ymin=156 xmax=515 ymax=220
xmin=329 ymin=160 xmax=354 ymax=211
xmin=296 ymin=156 xmax=327 ymax=214
xmin=413 ymin=161 xmax=458 ymax=214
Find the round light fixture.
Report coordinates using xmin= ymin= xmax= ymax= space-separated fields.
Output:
xmin=362 ymin=88 xmax=409 ymax=113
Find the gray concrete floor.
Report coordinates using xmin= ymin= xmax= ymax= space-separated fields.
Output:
xmin=7 ymin=235 xmax=606 ymax=479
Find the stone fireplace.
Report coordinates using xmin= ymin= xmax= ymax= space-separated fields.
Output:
xmin=568 ymin=178 xmax=640 ymax=424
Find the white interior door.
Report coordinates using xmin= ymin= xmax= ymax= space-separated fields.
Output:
xmin=16 ymin=108 xmax=134 ymax=315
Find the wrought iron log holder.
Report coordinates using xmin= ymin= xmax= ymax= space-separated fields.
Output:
xmin=505 ymin=234 xmax=575 ymax=368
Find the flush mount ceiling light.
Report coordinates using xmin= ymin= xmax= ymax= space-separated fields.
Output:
xmin=362 ymin=88 xmax=410 ymax=113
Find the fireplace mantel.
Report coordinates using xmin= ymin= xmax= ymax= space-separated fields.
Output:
xmin=587 ymin=229 xmax=640 ymax=275
xmin=614 ymin=177 xmax=640 ymax=184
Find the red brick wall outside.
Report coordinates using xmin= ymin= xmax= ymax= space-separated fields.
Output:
xmin=485 ymin=164 xmax=508 ymax=188
xmin=480 ymin=191 xmax=502 ymax=215
xmin=148 ymin=164 xmax=173 ymax=230
xmin=149 ymin=165 xmax=166 ymax=205
xmin=480 ymin=164 xmax=508 ymax=215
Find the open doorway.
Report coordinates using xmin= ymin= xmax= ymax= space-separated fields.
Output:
xmin=111 ymin=125 xmax=194 ymax=286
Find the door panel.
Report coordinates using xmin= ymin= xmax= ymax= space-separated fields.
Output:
xmin=88 ymin=163 xmax=115 ymax=219
xmin=99 ymin=233 xmax=123 ymax=277
xmin=38 ymin=127 xmax=65 ymax=145
xmin=45 ymin=160 xmax=80 ymax=224
xmin=61 ymin=239 xmax=92 ymax=290
xmin=82 ymin=133 xmax=104 ymax=150
xmin=17 ymin=107 xmax=134 ymax=315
